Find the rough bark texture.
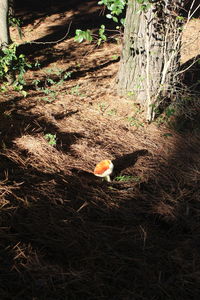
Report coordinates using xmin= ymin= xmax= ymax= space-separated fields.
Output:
xmin=0 ymin=0 xmax=15 ymax=83
xmin=117 ymin=0 xmax=185 ymax=121
xmin=0 ymin=0 xmax=10 ymax=46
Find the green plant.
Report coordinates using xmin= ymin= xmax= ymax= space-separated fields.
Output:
xmin=70 ymin=85 xmax=80 ymax=95
xmin=112 ymin=55 xmax=119 ymax=60
xmin=33 ymin=69 xmax=73 ymax=102
xmin=75 ymin=27 xmax=108 ymax=46
xmin=107 ymin=108 xmax=117 ymax=116
xmin=98 ymin=25 xmax=107 ymax=45
xmin=97 ymin=102 xmax=109 ymax=113
xmin=44 ymin=134 xmax=57 ymax=146
xmin=0 ymin=43 xmax=31 ymax=96
xmin=32 ymin=79 xmax=41 ymax=89
xmin=115 ymin=175 xmax=141 ymax=182
xmin=165 ymin=107 xmax=175 ymax=118
xmin=114 ymin=175 xmax=132 ymax=182
xmin=74 ymin=30 xmax=93 ymax=43
xmin=9 ymin=16 xmax=23 ymax=39
xmin=74 ymin=0 xmax=127 ymax=46
xmin=32 ymin=79 xmax=57 ymax=102
xmin=127 ymin=116 xmax=144 ymax=128
xmin=69 ymin=84 xmax=85 ymax=97
xmin=61 ymin=71 xmax=72 ymax=82
xmin=46 ymin=77 xmax=56 ymax=85
xmin=44 ymin=69 xmax=72 ymax=87
xmin=155 ymin=105 xmax=176 ymax=126
xmin=136 ymin=0 xmax=152 ymax=11
xmin=162 ymin=133 xmax=173 ymax=138
xmin=98 ymin=0 xmax=126 ymax=23
xmin=43 ymin=89 xmax=57 ymax=102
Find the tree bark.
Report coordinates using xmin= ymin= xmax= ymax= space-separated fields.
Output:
xmin=117 ymin=0 xmax=185 ymax=121
xmin=0 ymin=0 xmax=15 ymax=83
xmin=0 ymin=0 xmax=10 ymax=47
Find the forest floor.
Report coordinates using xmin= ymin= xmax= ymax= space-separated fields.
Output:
xmin=1 ymin=1 xmax=200 ymax=299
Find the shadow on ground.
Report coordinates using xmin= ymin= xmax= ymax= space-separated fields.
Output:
xmin=1 ymin=3 xmax=200 ymax=299
xmin=170 ymin=54 xmax=200 ymax=132
xmin=0 ymin=96 xmax=84 ymax=154
xmin=1 ymin=93 xmax=200 ymax=299
xmin=16 ymin=0 xmax=121 ymax=59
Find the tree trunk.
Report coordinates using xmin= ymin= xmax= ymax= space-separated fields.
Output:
xmin=117 ymin=0 xmax=185 ymax=121
xmin=0 ymin=0 xmax=15 ymax=83
xmin=0 ymin=0 xmax=10 ymax=47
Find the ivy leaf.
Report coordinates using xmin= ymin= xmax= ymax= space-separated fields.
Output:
xmin=74 ymin=29 xmax=93 ymax=43
xmin=106 ymin=14 xmax=113 ymax=19
xmin=112 ymin=16 xmax=118 ymax=22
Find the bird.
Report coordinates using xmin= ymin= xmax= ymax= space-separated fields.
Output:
xmin=93 ymin=160 xmax=114 ymax=182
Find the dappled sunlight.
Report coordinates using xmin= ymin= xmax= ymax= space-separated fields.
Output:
xmin=1 ymin=0 xmax=200 ymax=299
xmin=14 ymin=135 xmax=72 ymax=174
xmin=181 ymin=19 xmax=200 ymax=64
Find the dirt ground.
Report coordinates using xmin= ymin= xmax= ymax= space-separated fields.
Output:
xmin=1 ymin=1 xmax=200 ymax=299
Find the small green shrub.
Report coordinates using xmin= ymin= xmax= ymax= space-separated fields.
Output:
xmin=74 ymin=30 xmax=93 ymax=43
xmin=115 ymin=175 xmax=141 ymax=182
xmin=44 ymin=134 xmax=57 ymax=146
xmin=0 ymin=43 xmax=31 ymax=96
xmin=9 ymin=16 xmax=23 ymax=39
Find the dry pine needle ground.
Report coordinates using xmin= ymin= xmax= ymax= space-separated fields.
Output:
xmin=0 ymin=1 xmax=200 ymax=299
